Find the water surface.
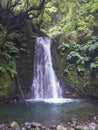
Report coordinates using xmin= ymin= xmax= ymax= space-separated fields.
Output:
xmin=0 ymin=98 xmax=98 ymax=126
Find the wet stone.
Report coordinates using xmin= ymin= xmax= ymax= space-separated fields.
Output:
xmin=93 ymin=116 xmax=97 ymax=122
xmin=24 ymin=122 xmax=31 ymax=129
xmin=70 ymin=118 xmax=77 ymax=127
xmin=89 ymin=122 xmax=97 ymax=130
xmin=31 ymin=122 xmax=42 ymax=128
xmin=75 ymin=125 xmax=90 ymax=130
xmin=41 ymin=126 xmax=46 ymax=130
xmin=10 ymin=121 xmax=20 ymax=130
xmin=50 ymin=125 xmax=56 ymax=129
xmin=56 ymin=125 xmax=67 ymax=130
xmin=69 ymin=127 xmax=75 ymax=130
xmin=21 ymin=127 xmax=26 ymax=130
xmin=0 ymin=124 xmax=5 ymax=129
xmin=35 ymin=126 xmax=41 ymax=130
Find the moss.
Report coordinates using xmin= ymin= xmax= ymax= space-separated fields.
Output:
xmin=0 ymin=72 xmax=14 ymax=98
xmin=64 ymin=64 xmax=98 ymax=98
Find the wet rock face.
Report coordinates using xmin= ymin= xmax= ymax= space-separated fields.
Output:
xmin=16 ymin=39 xmax=35 ymax=93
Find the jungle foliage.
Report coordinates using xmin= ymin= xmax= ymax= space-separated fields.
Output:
xmin=0 ymin=0 xmax=98 ymax=98
xmin=0 ymin=0 xmax=49 ymax=77
xmin=0 ymin=0 xmax=48 ymax=98
xmin=41 ymin=0 xmax=98 ymax=77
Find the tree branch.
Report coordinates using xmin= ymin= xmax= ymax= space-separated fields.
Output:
xmin=26 ymin=0 xmax=45 ymax=13
xmin=15 ymin=73 xmax=31 ymax=111
xmin=10 ymin=1 xmax=21 ymax=11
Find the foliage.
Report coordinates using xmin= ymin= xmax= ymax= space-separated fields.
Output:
xmin=0 ymin=72 xmax=14 ymax=98
xmin=0 ymin=0 xmax=50 ymax=99
xmin=0 ymin=0 xmax=50 ymax=34
xmin=0 ymin=0 xmax=98 ymax=98
xmin=41 ymin=0 xmax=98 ymax=76
xmin=90 ymin=57 xmax=98 ymax=70
xmin=66 ymin=34 xmax=98 ymax=76
xmin=0 ymin=24 xmax=19 ymax=78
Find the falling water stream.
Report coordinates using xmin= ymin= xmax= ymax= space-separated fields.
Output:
xmin=27 ymin=37 xmax=64 ymax=103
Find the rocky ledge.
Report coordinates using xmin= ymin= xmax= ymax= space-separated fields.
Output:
xmin=0 ymin=117 xmax=98 ymax=130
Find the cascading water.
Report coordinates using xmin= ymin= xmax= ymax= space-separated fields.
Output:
xmin=31 ymin=37 xmax=62 ymax=100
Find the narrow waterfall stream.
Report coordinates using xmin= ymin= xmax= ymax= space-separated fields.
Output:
xmin=31 ymin=37 xmax=62 ymax=100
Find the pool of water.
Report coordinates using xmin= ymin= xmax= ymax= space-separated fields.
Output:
xmin=0 ymin=98 xmax=98 ymax=126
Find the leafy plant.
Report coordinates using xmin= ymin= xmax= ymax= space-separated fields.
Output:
xmin=90 ymin=57 xmax=98 ymax=70
xmin=0 ymin=24 xmax=19 ymax=78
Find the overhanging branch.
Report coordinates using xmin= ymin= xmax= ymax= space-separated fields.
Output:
xmin=26 ymin=0 xmax=45 ymax=13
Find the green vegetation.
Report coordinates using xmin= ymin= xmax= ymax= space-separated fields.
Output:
xmin=0 ymin=0 xmax=46 ymax=99
xmin=0 ymin=0 xmax=98 ymax=99
xmin=42 ymin=0 xmax=98 ymax=72
xmin=0 ymin=24 xmax=19 ymax=77
xmin=41 ymin=0 xmax=98 ymax=97
xmin=0 ymin=24 xmax=19 ymax=98
xmin=0 ymin=72 xmax=14 ymax=98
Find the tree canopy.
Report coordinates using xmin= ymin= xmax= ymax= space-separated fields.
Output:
xmin=41 ymin=0 xmax=98 ymax=75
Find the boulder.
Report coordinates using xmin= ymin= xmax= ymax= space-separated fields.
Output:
xmin=24 ymin=122 xmax=31 ymax=129
xmin=10 ymin=121 xmax=20 ymax=130
xmin=70 ymin=118 xmax=77 ymax=127
xmin=0 ymin=124 xmax=5 ymax=129
xmin=21 ymin=127 xmax=26 ymax=130
xmin=89 ymin=122 xmax=97 ymax=130
xmin=75 ymin=125 xmax=89 ymax=130
xmin=69 ymin=127 xmax=75 ymax=130
xmin=56 ymin=125 xmax=67 ymax=130
xmin=31 ymin=122 xmax=42 ymax=128
xmin=50 ymin=125 xmax=56 ymax=129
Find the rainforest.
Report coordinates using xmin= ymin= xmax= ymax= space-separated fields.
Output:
xmin=0 ymin=0 xmax=98 ymax=128
xmin=0 ymin=0 xmax=98 ymax=100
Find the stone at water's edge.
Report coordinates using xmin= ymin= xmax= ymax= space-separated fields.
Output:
xmin=31 ymin=122 xmax=42 ymax=128
xmin=0 ymin=124 xmax=5 ymax=129
xmin=10 ymin=121 xmax=20 ymax=129
xmin=89 ymin=122 xmax=97 ymax=130
xmin=0 ymin=116 xmax=98 ymax=130
xmin=56 ymin=125 xmax=67 ymax=130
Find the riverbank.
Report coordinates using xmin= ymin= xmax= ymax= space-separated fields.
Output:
xmin=0 ymin=116 xmax=98 ymax=130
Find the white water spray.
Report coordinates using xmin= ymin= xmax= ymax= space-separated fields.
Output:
xmin=31 ymin=37 xmax=62 ymax=99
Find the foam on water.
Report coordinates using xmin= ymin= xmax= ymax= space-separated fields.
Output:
xmin=26 ymin=98 xmax=73 ymax=104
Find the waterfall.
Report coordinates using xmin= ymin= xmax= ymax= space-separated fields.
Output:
xmin=31 ymin=37 xmax=62 ymax=99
